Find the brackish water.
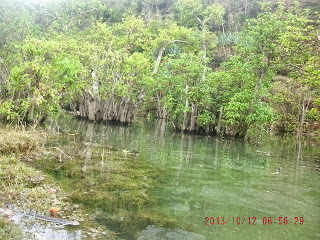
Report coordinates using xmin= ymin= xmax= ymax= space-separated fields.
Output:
xmin=40 ymin=114 xmax=320 ymax=240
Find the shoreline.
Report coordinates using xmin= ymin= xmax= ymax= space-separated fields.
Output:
xmin=0 ymin=127 xmax=115 ymax=240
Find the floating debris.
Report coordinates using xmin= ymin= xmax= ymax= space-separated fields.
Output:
xmin=49 ymin=207 xmax=60 ymax=217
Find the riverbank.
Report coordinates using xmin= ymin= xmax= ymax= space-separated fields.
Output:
xmin=0 ymin=127 xmax=115 ymax=239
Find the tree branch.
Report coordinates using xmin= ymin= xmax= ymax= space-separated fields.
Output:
xmin=194 ymin=13 xmax=203 ymax=25
xmin=152 ymin=40 xmax=189 ymax=74
xmin=153 ymin=46 xmax=166 ymax=74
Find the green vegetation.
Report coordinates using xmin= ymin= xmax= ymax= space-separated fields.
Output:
xmin=0 ymin=219 xmax=23 ymax=240
xmin=35 ymin=130 xmax=177 ymax=234
xmin=0 ymin=129 xmax=49 ymax=239
xmin=0 ymin=128 xmax=43 ymax=154
xmin=0 ymin=0 xmax=320 ymax=139
xmin=0 ymin=124 xmax=174 ymax=238
xmin=0 ymin=129 xmax=46 ymax=204
xmin=0 ymin=128 xmax=115 ymax=239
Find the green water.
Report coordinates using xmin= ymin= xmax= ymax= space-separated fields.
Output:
xmin=41 ymin=115 xmax=320 ymax=240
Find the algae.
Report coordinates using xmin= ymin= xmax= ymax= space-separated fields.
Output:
xmin=31 ymin=128 xmax=180 ymax=239
xmin=0 ymin=127 xmax=116 ymax=239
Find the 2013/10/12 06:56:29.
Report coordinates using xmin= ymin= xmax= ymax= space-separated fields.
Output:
xmin=205 ymin=217 xmax=304 ymax=225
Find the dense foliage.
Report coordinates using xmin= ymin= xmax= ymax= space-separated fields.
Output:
xmin=0 ymin=0 xmax=319 ymax=138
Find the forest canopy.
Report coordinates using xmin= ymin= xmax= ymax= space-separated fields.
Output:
xmin=0 ymin=0 xmax=319 ymax=139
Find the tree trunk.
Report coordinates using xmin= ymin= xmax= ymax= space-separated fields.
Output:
xmin=153 ymin=40 xmax=189 ymax=74
xmin=201 ymin=22 xmax=207 ymax=82
xmin=188 ymin=103 xmax=198 ymax=132
xmin=119 ymin=98 xmax=130 ymax=123
xmin=84 ymin=90 xmax=101 ymax=121
xmin=252 ymin=69 xmax=265 ymax=104
xmin=182 ymin=84 xmax=190 ymax=131
xmin=297 ymin=95 xmax=310 ymax=137
xmin=156 ymin=93 xmax=168 ymax=119
xmin=244 ymin=0 xmax=248 ymax=15
xmin=153 ymin=46 xmax=165 ymax=74
xmin=216 ymin=106 xmax=223 ymax=135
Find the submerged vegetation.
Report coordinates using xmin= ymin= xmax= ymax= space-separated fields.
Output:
xmin=0 ymin=122 xmax=175 ymax=239
xmin=36 ymin=119 xmax=179 ymax=238
xmin=0 ymin=128 xmax=116 ymax=239
xmin=0 ymin=0 xmax=320 ymax=139
xmin=1 ymin=1 xmax=319 ymax=237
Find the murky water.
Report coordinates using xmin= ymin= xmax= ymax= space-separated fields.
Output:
xmin=40 ymin=114 xmax=320 ymax=240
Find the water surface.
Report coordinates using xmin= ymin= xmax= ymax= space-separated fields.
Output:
xmin=41 ymin=115 xmax=320 ymax=239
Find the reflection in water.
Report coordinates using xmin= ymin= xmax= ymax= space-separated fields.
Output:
xmin=4 ymin=205 xmax=82 ymax=240
xmin=44 ymin=114 xmax=320 ymax=240
xmin=33 ymin=229 xmax=82 ymax=240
